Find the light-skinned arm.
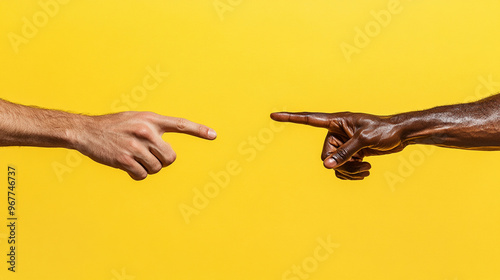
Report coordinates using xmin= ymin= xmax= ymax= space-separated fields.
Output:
xmin=0 ymin=99 xmax=217 ymax=180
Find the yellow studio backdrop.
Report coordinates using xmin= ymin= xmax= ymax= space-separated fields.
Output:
xmin=0 ymin=0 xmax=500 ymax=279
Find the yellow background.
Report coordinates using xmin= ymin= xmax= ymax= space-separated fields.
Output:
xmin=1 ymin=0 xmax=500 ymax=279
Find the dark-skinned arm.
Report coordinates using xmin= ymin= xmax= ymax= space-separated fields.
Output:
xmin=270 ymin=93 xmax=500 ymax=180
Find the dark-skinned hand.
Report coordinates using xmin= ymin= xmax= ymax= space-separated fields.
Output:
xmin=270 ymin=112 xmax=408 ymax=180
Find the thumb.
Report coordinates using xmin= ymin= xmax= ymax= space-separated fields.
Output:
xmin=323 ymin=136 xmax=364 ymax=169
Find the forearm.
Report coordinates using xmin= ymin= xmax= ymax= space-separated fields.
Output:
xmin=392 ymin=94 xmax=500 ymax=150
xmin=0 ymin=99 xmax=83 ymax=149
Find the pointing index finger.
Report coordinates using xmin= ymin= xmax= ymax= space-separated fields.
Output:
xmin=270 ymin=112 xmax=332 ymax=128
xmin=160 ymin=116 xmax=217 ymax=140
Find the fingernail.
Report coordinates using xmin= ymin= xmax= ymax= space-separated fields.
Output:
xmin=208 ymin=129 xmax=217 ymax=139
xmin=324 ymin=158 xmax=337 ymax=168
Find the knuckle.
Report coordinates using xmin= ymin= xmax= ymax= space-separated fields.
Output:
xmin=134 ymin=126 xmax=154 ymax=140
xmin=117 ymin=154 xmax=135 ymax=169
xmin=335 ymin=170 xmax=346 ymax=180
xmin=165 ymin=152 xmax=177 ymax=166
xmin=336 ymin=147 xmax=349 ymax=161
xmin=342 ymin=164 xmax=357 ymax=174
xmin=364 ymin=162 xmax=372 ymax=170
xmin=119 ymin=111 xmax=136 ymax=117
xmin=321 ymin=153 xmax=328 ymax=161
xmin=149 ymin=161 xmax=162 ymax=174
xmin=198 ymin=125 xmax=208 ymax=137
xmin=357 ymin=131 xmax=371 ymax=145
xmin=137 ymin=111 xmax=156 ymax=120
xmin=132 ymin=170 xmax=148 ymax=181
xmin=332 ymin=111 xmax=352 ymax=120
xmin=327 ymin=119 xmax=337 ymax=130
xmin=128 ymin=140 xmax=142 ymax=153
xmin=176 ymin=118 xmax=188 ymax=131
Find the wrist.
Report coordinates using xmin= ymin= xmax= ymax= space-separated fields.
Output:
xmin=388 ymin=112 xmax=447 ymax=145
xmin=64 ymin=114 xmax=94 ymax=151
